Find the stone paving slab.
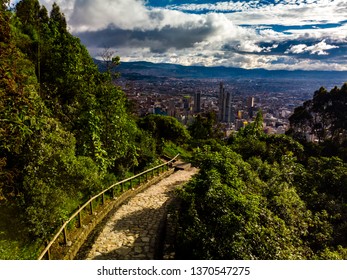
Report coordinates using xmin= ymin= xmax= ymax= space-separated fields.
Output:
xmin=84 ymin=167 xmax=198 ymax=260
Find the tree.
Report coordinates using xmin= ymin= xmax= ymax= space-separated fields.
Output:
xmin=1 ymin=1 xmax=146 ymax=242
xmin=295 ymin=156 xmax=347 ymax=250
xmin=289 ymin=83 xmax=347 ymax=146
xmin=22 ymin=118 xmax=102 ymax=239
xmin=0 ymin=1 xmax=48 ymax=199
xmin=15 ymin=1 xmax=141 ymax=173
xmin=175 ymin=109 xmax=347 ymax=259
xmin=188 ymin=111 xmax=223 ymax=141
xmin=98 ymin=47 xmax=121 ymax=79
xmin=49 ymin=2 xmax=67 ymax=32
xmin=138 ymin=114 xmax=191 ymax=153
xmin=175 ymin=146 xmax=313 ymax=259
xmin=15 ymin=0 xmax=40 ymax=27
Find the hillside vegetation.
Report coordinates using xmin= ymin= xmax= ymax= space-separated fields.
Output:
xmin=1 ymin=0 xmax=346 ymax=260
xmin=175 ymin=109 xmax=347 ymax=259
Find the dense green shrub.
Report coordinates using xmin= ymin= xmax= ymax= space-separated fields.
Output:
xmin=176 ymin=120 xmax=347 ymax=259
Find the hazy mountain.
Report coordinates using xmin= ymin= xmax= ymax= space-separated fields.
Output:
xmin=94 ymin=60 xmax=347 ymax=81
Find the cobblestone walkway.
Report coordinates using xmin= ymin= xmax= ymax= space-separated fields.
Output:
xmin=83 ymin=167 xmax=198 ymax=260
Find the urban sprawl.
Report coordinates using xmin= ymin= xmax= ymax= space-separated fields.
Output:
xmin=120 ymin=78 xmax=314 ymax=136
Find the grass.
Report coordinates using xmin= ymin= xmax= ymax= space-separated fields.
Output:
xmin=163 ymin=141 xmax=192 ymax=161
xmin=0 ymin=200 xmax=42 ymax=259
xmin=0 ymin=195 xmax=88 ymax=259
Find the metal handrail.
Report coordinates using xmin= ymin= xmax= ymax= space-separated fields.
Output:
xmin=37 ymin=154 xmax=179 ymax=260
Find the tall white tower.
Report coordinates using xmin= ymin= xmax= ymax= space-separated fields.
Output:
xmin=219 ymin=82 xmax=234 ymax=123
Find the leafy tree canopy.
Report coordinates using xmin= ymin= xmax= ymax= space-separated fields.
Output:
xmin=138 ymin=114 xmax=191 ymax=153
xmin=0 ymin=0 xmax=154 ymax=245
xmin=288 ymin=83 xmax=347 ymax=160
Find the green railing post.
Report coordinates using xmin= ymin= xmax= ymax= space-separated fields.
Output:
xmin=90 ymin=199 xmax=93 ymax=215
xmin=63 ymin=221 xmax=68 ymax=245
xmin=102 ymin=193 xmax=105 ymax=205
xmin=121 ymin=182 xmax=124 ymax=192
xmin=78 ymin=205 xmax=82 ymax=228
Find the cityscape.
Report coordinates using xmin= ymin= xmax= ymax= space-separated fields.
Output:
xmin=119 ymin=74 xmax=342 ymax=137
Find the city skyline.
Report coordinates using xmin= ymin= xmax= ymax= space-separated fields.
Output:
xmin=9 ymin=0 xmax=347 ymax=71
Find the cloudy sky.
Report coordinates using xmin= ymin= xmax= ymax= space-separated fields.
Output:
xmin=11 ymin=0 xmax=347 ymax=70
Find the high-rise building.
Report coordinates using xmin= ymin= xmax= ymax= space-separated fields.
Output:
xmin=247 ymin=96 xmax=255 ymax=108
xmin=219 ymin=82 xmax=234 ymax=123
xmin=247 ymin=96 xmax=255 ymax=118
xmin=218 ymin=82 xmax=224 ymax=121
xmin=194 ymin=91 xmax=201 ymax=113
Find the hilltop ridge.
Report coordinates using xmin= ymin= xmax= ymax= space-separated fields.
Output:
xmin=94 ymin=59 xmax=347 ymax=81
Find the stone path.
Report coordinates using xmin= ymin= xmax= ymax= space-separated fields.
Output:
xmin=83 ymin=166 xmax=198 ymax=260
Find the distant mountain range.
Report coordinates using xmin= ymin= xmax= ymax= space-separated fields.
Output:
xmin=94 ymin=59 xmax=347 ymax=82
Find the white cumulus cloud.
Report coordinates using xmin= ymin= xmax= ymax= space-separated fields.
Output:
xmin=285 ymin=40 xmax=339 ymax=55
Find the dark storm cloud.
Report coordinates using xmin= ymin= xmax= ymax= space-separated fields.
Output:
xmin=76 ymin=24 xmax=217 ymax=53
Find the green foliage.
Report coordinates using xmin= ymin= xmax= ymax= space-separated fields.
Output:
xmin=99 ymin=47 xmax=121 ymax=79
xmin=138 ymin=114 xmax=191 ymax=154
xmin=237 ymin=110 xmax=264 ymax=139
xmin=162 ymin=141 xmax=191 ymax=161
xmin=295 ymin=156 xmax=347 ymax=250
xmin=132 ymin=129 xmax=157 ymax=171
xmin=0 ymin=3 xmax=48 ymax=200
xmin=176 ymin=146 xmax=313 ymax=259
xmin=188 ymin=111 xmax=224 ymax=143
xmin=73 ymin=83 xmax=139 ymax=172
xmin=21 ymin=119 xmax=103 ymax=238
xmin=12 ymin=0 xmax=143 ymax=175
xmin=288 ymin=83 xmax=347 ymax=160
xmin=0 ymin=201 xmax=42 ymax=259
xmin=229 ymin=122 xmax=304 ymax=164
xmin=176 ymin=120 xmax=347 ymax=259
xmin=1 ymin=0 xmax=159 ymax=257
